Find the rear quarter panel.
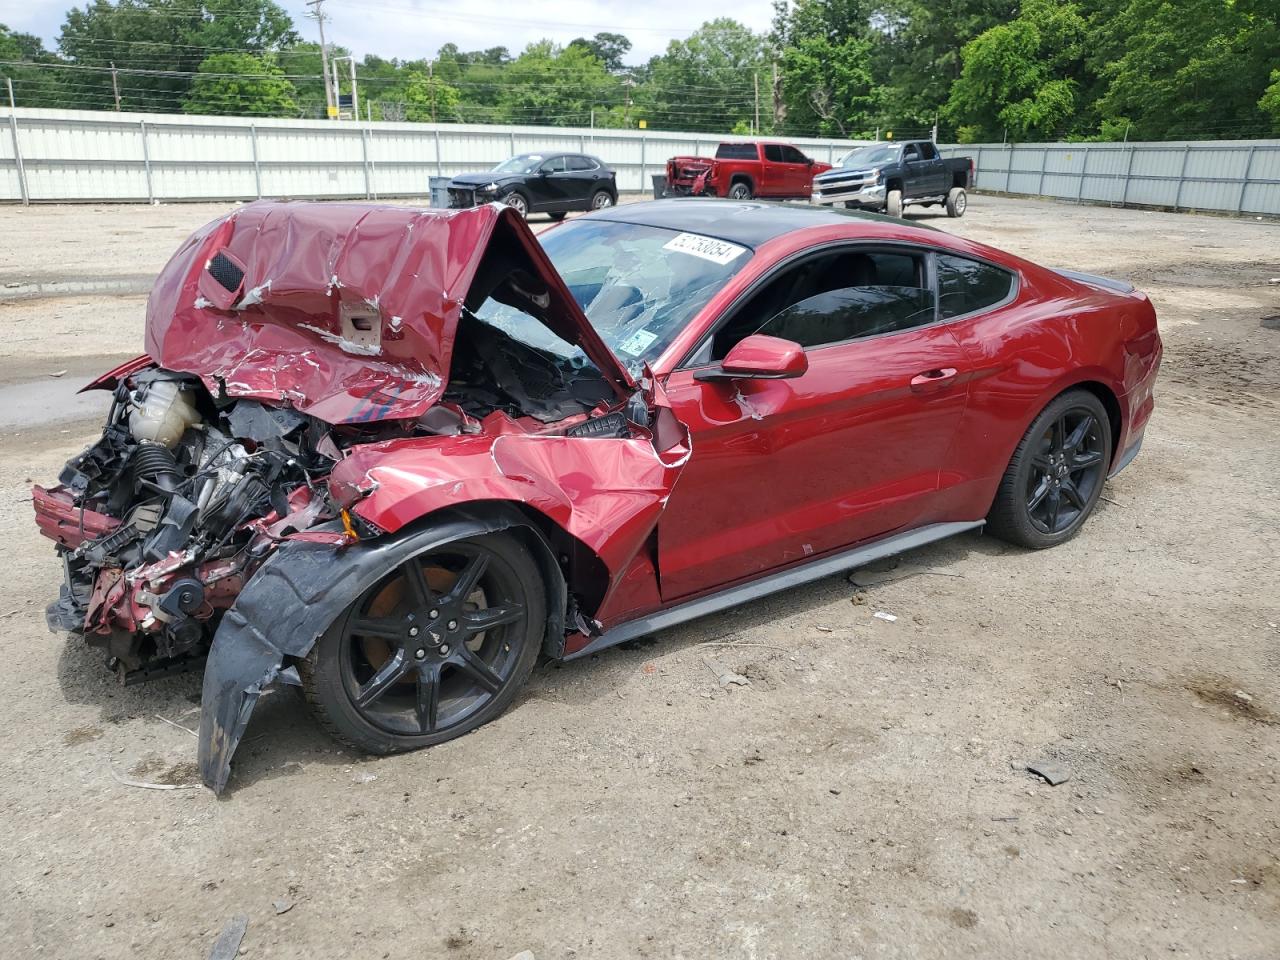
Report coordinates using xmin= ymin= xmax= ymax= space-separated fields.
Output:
xmin=934 ymin=256 xmax=1160 ymax=519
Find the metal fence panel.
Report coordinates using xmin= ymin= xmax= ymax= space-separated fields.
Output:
xmin=942 ymin=138 xmax=1280 ymax=215
xmin=5 ymin=108 xmax=1278 ymax=215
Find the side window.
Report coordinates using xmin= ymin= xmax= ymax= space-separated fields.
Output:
xmin=540 ymin=156 xmax=569 ymax=174
xmin=782 ymin=146 xmax=808 ymax=164
xmin=919 ymin=142 xmax=939 ymax=160
xmin=903 ymin=144 xmax=920 ymax=162
xmin=566 ymin=156 xmax=596 ymax=171
xmin=764 ymin=144 xmax=784 ymax=162
xmin=716 ymin=143 xmax=757 ymax=160
xmin=706 ymin=249 xmax=933 ymax=360
xmin=937 ymin=254 xmax=1015 ymax=319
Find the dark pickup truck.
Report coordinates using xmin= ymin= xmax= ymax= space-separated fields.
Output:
xmin=811 ymin=141 xmax=974 ymax=218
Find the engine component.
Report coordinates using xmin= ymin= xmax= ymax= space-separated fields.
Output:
xmin=130 ymin=442 xmax=181 ymax=497
xmin=128 ymin=375 xmax=201 ymax=448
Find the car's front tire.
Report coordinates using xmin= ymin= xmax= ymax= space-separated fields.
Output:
xmin=885 ymin=188 xmax=904 ymax=218
xmin=986 ymin=389 xmax=1112 ymax=549
xmin=299 ymin=531 xmax=546 ymax=755
xmin=503 ymin=191 xmax=530 ymax=218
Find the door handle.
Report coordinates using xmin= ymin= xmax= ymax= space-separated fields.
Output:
xmin=910 ymin=368 xmax=958 ymax=392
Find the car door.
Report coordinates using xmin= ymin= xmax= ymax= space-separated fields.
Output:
xmin=917 ymin=142 xmax=948 ymax=194
xmin=563 ymin=155 xmax=603 ymax=208
xmin=531 ymin=155 xmax=571 ymax=211
xmin=901 ymin=143 xmax=929 ymax=197
xmin=781 ymin=145 xmax=814 ymax=195
xmin=760 ymin=144 xmax=787 ymax=196
xmin=656 ymin=245 xmax=971 ymax=601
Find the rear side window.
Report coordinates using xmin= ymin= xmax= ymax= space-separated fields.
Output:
xmin=937 ymin=254 xmax=1015 ymax=319
xmin=764 ymin=144 xmax=784 ymax=162
xmin=716 ymin=143 xmax=757 ymax=160
xmin=566 ymin=155 xmax=597 ymax=171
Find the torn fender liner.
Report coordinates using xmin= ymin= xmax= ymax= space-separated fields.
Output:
xmin=147 ymin=201 xmax=634 ymax=425
xmin=198 ymin=508 xmax=563 ymax=794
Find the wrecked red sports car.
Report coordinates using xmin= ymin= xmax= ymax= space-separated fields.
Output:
xmin=33 ymin=199 xmax=1161 ymax=793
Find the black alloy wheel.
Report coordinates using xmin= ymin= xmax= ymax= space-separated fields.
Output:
xmin=987 ymin=389 xmax=1113 ymax=549
xmin=300 ymin=532 xmax=545 ymax=754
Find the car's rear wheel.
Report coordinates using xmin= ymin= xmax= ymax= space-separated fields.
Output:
xmin=946 ymin=187 xmax=967 ymax=217
xmin=503 ymin=191 xmax=529 ymax=218
xmin=590 ymin=189 xmax=614 ymax=210
xmin=885 ymin=188 xmax=904 ymax=218
xmin=299 ymin=531 xmax=545 ymax=755
xmin=987 ymin=389 xmax=1112 ymax=549
xmin=728 ymin=181 xmax=753 ymax=200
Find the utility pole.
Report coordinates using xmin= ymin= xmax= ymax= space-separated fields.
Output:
xmin=753 ymin=71 xmax=759 ymax=135
xmin=110 ymin=62 xmax=121 ymax=110
xmin=348 ymin=56 xmax=358 ymax=120
xmin=427 ymin=60 xmax=436 ymax=123
xmin=305 ymin=0 xmax=336 ymax=119
xmin=6 ymin=76 xmax=15 ymax=110
xmin=331 ymin=57 xmax=342 ymax=117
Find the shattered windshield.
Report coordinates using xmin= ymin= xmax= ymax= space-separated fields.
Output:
xmin=472 ymin=219 xmax=752 ymax=368
xmin=493 ymin=154 xmax=544 ymax=175
xmin=840 ymin=145 xmax=901 ymax=168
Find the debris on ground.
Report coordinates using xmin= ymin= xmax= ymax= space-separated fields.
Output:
xmin=273 ymin=898 xmax=294 ymax=915
xmin=1026 ymin=760 xmax=1071 ymax=786
xmin=506 ymin=952 xmax=536 ymax=960
xmin=850 ymin=592 xmax=868 ymax=605
xmin=873 ymin=611 xmax=898 ymax=623
xmin=848 ymin=562 xmax=965 ymax=588
xmin=703 ymin=655 xmax=751 ymax=688
xmin=48 ymin=369 xmax=67 ymax=378
xmin=109 ymin=766 xmax=199 ymax=791
xmin=208 ymin=915 xmax=249 ymax=960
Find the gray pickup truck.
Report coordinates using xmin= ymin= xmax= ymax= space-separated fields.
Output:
xmin=811 ymin=141 xmax=975 ymax=218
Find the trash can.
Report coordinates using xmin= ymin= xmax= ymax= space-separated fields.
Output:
xmin=429 ymin=176 xmax=451 ymax=208
xmin=651 ymin=174 xmax=667 ymax=200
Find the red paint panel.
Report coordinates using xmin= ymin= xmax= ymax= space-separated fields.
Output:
xmin=144 ymin=202 xmax=632 ymax=426
xmin=32 ymin=485 xmax=120 ymax=548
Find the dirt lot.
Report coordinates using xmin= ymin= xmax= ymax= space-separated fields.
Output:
xmin=0 ymin=195 xmax=1277 ymax=960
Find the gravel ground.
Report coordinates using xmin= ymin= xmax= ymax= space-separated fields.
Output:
xmin=0 ymin=194 xmax=1277 ymax=960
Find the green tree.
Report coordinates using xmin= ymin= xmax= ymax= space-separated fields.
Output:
xmin=771 ymin=0 xmax=882 ymax=137
xmin=567 ymin=32 xmax=632 ymax=72
xmin=1095 ymin=0 xmax=1279 ymax=140
xmin=497 ymin=40 xmax=619 ymax=127
xmin=58 ymin=0 xmax=296 ymax=113
xmin=403 ymin=69 xmax=462 ymax=122
xmin=182 ymin=52 xmax=297 ymax=116
xmin=0 ymin=23 xmax=64 ymax=108
xmin=638 ymin=19 xmax=767 ymax=132
xmin=944 ymin=0 xmax=1090 ymax=141
xmin=1261 ymin=69 xmax=1280 ymax=133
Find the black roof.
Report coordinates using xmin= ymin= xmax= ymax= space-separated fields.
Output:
xmin=583 ymin=198 xmax=937 ymax=248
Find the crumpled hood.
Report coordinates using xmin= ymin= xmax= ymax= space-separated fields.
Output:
xmin=145 ymin=200 xmax=634 ymax=425
xmin=448 ymin=172 xmax=522 ymax=188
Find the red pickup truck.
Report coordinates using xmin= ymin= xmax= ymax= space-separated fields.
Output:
xmin=665 ymin=141 xmax=832 ymax=201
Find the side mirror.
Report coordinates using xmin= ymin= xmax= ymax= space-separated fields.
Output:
xmin=694 ymin=334 xmax=808 ymax=382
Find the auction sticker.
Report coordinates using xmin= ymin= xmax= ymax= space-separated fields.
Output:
xmin=663 ymin=232 xmax=748 ymax=265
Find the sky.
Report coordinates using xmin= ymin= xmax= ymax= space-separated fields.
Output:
xmin=0 ymin=0 xmax=777 ymax=63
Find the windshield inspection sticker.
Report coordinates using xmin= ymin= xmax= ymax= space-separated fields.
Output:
xmin=663 ymin=232 xmax=748 ymax=266
xmin=618 ymin=328 xmax=659 ymax=357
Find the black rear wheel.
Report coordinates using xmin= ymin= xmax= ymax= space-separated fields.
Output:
xmin=299 ymin=531 xmax=545 ymax=754
xmin=987 ymin=389 xmax=1112 ymax=549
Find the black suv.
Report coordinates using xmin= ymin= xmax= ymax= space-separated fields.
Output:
xmin=447 ymin=153 xmax=618 ymax=220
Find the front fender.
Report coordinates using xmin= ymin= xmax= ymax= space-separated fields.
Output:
xmin=197 ymin=506 xmax=562 ymax=794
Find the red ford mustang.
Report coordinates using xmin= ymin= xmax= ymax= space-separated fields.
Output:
xmin=32 ymin=199 xmax=1161 ymax=792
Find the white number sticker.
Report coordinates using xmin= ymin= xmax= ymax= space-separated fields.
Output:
xmin=663 ymin=232 xmax=748 ymax=265
xmin=618 ymin=328 xmax=659 ymax=356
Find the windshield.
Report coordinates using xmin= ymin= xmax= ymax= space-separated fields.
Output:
xmin=840 ymin=145 xmax=901 ymax=168
xmin=472 ymin=219 xmax=752 ymax=368
xmin=493 ymin=154 xmax=544 ymax=175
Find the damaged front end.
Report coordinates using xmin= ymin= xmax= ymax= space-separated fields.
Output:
xmin=35 ymin=201 xmax=686 ymax=794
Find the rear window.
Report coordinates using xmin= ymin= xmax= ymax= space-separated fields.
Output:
xmin=715 ymin=143 xmax=757 ymax=160
xmin=937 ymin=254 xmax=1015 ymax=319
